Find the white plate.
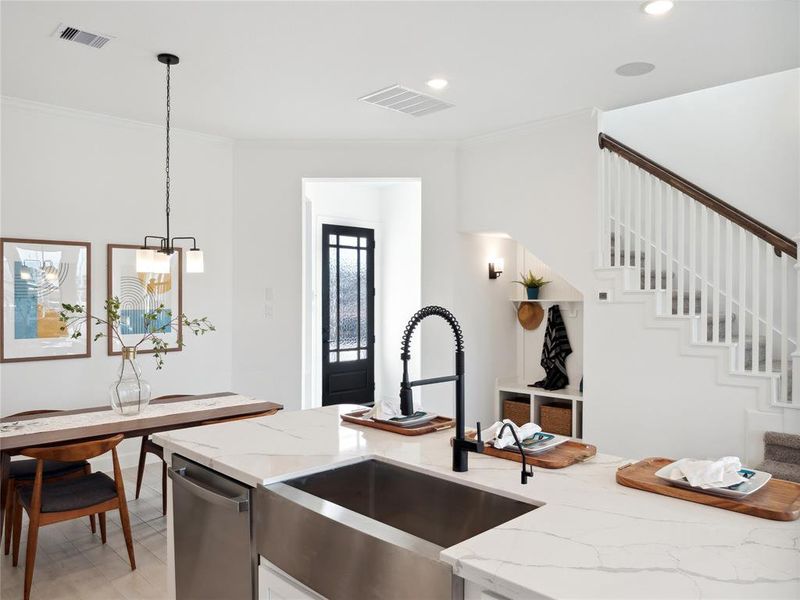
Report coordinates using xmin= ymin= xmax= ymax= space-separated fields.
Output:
xmin=490 ymin=432 xmax=569 ymax=455
xmin=654 ymin=462 xmax=771 ymax=498
xmin=372 ymin=412 xmax=437 ymax=428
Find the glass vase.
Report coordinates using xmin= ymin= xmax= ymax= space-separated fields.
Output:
xmin=109 ymin=347 xmax=152 ymax=416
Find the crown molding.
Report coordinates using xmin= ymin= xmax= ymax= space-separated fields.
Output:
xmin=460 ymin=107 xmax=599 ymax=146
xmin=1 ymin=96 xmax=234 ymax=146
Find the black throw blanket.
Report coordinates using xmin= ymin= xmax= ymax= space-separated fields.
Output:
xmin=533 ymin=305 xmax=572 ymax=390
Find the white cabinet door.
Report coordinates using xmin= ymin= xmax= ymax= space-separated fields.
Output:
xmin=258 ymin=561 xmax=324 ymax=600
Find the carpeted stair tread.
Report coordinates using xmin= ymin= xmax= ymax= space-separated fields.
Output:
xmin=758 ymin=459 xmax=800 ymax=484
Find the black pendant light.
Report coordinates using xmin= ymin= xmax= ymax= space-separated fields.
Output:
xmin=136 ymin=53 xmax=204 ymax=274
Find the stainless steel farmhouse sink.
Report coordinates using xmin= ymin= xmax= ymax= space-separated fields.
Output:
xmin=254 ymin=458 xmax=538 ymax=600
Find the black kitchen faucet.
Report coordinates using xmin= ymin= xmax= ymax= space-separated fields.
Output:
xmin=399 ymin=306 xmax=484 ymax=472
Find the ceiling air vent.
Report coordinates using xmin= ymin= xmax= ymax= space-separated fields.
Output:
xmin=53 ymin=23 xmax=112 ymax=49
xmin=359 ymin=84 xmax=454 ymax=117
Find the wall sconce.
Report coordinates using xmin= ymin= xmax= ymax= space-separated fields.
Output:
xmin=488 ymin=258 xmax=504 ymax=279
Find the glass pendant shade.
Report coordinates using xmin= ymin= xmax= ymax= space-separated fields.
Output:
xmin=186 ymin=249 xmax=204 ymax=273
xmin=136 ymin=249 xmax=156 ymax=273
xmin=151 ymin=251 xmax=171 ymax=274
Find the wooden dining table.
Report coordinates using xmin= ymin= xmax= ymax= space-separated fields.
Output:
xmin=0 ymin=392 xmax=282 ymax=538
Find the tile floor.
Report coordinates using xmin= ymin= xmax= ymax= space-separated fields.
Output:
xmin=0 ymin=463 xmax=169 ymax=600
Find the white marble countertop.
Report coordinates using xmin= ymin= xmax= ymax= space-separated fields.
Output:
xmin=153 ymin=405 xmax=800 ymax=600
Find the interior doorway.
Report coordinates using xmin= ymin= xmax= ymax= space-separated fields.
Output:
xmin=321 ymin=224 xmax=375 ymax=406
xmin=302 ymin=179 xmax=422 ymax=410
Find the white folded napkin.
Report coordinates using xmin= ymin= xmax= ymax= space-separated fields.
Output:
xmin=667 ymin=456 xmax=746 ymax=489
xmin=362 ymin=396 xmax=410 ymax=421
xmin=482 ymin=419 xmax=542 ymax=450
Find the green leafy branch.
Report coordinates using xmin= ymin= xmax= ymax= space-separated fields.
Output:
xmin=59 ymin=297 xmax=215 ymax=370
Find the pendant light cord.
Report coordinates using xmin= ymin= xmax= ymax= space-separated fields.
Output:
xmin=165 ymin=62 xmax=171 ymax=248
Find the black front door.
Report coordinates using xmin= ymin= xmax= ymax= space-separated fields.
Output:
xmin=321 ymin=224 xmax=375 ymax=406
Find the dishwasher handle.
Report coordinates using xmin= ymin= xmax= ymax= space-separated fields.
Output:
xmin=168 ymin=467 xmax=249 ymax=512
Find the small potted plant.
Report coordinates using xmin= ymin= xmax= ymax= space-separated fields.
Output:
xmin=514 ymin=270 xmax=550 ymax=300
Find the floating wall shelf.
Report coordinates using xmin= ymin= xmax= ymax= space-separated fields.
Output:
xmin=510 ymin=298 xmax=582 ymax=317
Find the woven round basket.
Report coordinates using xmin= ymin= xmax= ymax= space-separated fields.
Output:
xmin=517 ymin=302 xmax=544 ymax=330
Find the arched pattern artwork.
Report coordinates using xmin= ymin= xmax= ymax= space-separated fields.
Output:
xmin=118 ymin=273 xmax=173 ymax=335
xmin=107 ymin=244 xmax=182 ymax=355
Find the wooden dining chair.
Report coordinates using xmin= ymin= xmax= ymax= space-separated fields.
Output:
xmin=2 ymin=410 xmax=96 ymax=555
xmin=135 ymin=394 xmax=194 ymax=516
xmin=12 ymin=433 xmax=135 ymax=600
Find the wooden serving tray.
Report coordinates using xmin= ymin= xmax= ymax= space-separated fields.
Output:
xmin=617 ymin=457 xmax=800 ymax=521
xmin=341 ymin=409 xmax=455 ymax=436
xmin=459 ymin=431 xmax=597 ymax=469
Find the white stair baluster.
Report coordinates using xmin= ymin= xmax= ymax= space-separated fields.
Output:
xmin=765 ymin=242 xmax=774 ymax=379
xmin=738 ymin=227 xmax=747 ymax=371
xmin=655 ymin=179 xmax=663 ymax=303
xmin=699 ymin=206 xmax=708 ymax=340
xmin=625 ymin=162 xmax=633 ymax=267
xmin=599 ymin=150 xmax=606 ymax=267
xmin=712 ymin=212 xmax=721 ymax=343
xmin=752 ymin=236 xmax=760 ymax=372
xmin=615 ymin=154 xmax=622 ymax=267
xmin=780 ymin=253 xmax=789 ymax=402
xmin=725 ymin=220 xmax=733 ymax=344
xmin=633 ymin=168 xmax=641 ymax=277
xmin=677 ymin=192 xmax=685 ymax=315
xmin=644 ymin=173 xmax=652 ymax=290
xmin=689 ymin=198 xmax=698 ymax=316
xmin=794 ymin=234 xmax=800 ymax=403
xmin=666 ymin=184 xmax=674 ymax=313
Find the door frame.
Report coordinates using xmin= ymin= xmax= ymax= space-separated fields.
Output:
xmin=305 ymin=209 xmax=382 ymax=409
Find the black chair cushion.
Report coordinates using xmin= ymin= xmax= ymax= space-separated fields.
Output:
xmin=18 ymin=472 xmax=118 ymax=513
xmin=9 ymin=459 xmax=89 ymax=480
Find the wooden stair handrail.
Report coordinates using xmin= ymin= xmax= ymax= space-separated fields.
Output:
xmin=599 ymin=133 xmax=797 ymax=259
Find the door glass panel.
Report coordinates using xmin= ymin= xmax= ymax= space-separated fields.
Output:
xmin=329 ymin=352 xmax=338 ymax=363
xmin=339 ymin=247 xmax=358 ymax=349
xmin=339 ymin=235 xmax=358 ymax=247
xmin=328 ymin=249 xmax=338 ymax=347
xmin=329 ymin=234 xmax=338 ymax=245
xmin=359 ymin=349 xmax=368 ymax=359
xmin=359 ymin=249 xmax=368 ymax=347
xmin=339 ymin=350 xmax=359 ymax=362
xmin=359 ymin=237 xmax=367 ymax=248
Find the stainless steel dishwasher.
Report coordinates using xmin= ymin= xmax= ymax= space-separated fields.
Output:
xmin=169 ymin=455 xmax=253 ymax=600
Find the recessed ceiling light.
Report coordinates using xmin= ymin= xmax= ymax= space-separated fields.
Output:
xmin=615 ymin=62 xmax=656 ymax=77
xmin=426 ymin=78 xmax=448 ymax=90
xmin=641 ymin=1 xmax=674 ymax=15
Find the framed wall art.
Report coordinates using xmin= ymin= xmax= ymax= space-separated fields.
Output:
xmin=107 ymin=244 xmax=183 ymax=356
xmin=1 ymin=238 xmax=91 ymax=362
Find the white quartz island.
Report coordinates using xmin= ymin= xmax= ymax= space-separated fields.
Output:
xmin=153 ymin=404 xmax=800 ymax=600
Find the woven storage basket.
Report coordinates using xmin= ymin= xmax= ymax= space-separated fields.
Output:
xmin=540 ymin=402 xmax=572 ymax=436
xmin=502 ymin=397 xmax=530 ymax=426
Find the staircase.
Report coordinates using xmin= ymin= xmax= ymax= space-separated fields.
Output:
xmin=597 ymin=133 xmax=799 ymax=409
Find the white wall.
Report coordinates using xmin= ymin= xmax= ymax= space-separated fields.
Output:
xmin=233 ymin=141 xmax=463 ymax=419
xmin=601 ymin=68 xmax=800 ymax=236
xmin=376 ymin=182 xmax=423 ymax=405
xmin=453 ymin=233 xmax=519 ymax=427
xmin=0 ymin=98 xmax=234 ymax=462
xmin=459 ymin=110 xmax=600 ymax=294
xmin=302 ymin=179 xmax=422 ymax=408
